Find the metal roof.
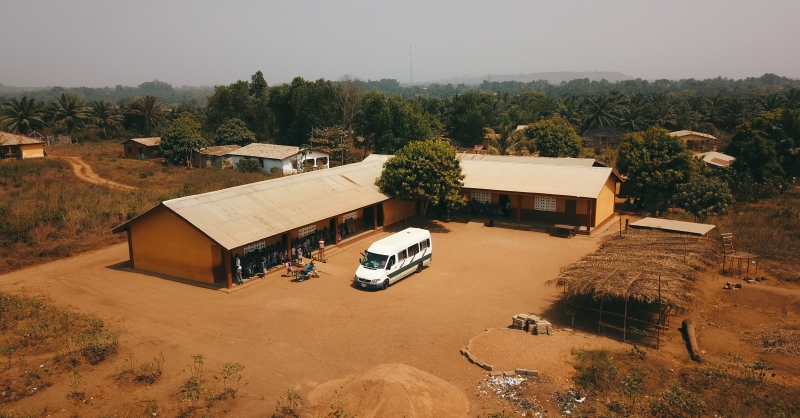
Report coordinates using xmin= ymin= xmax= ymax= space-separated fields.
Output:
xmin=122 ymin=158 xmax=389 ymax=250
xmin=457 ymin=153 xmax=597 ymax=167
xmin=198 ymin=145 xmax=241 ymax=156
xmin=127 ymin=137 xmax=161 ymax=147
xmin=629 ymin=218 xmax=716 ymax=236
xmin=669 ymin=130 xmax=717 ymax=140
xmin=226 ymin=143 xmax=300 ymax=160
xmin=695 ymin=151 xmax=735 ymax=167
xmin=366 ymin=154 xmax=616 ymax=198
xmin=0 ymin=132 xmax=45 ymax=146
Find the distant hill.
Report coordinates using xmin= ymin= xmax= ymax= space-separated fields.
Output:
xmin=429 ymin=71 xmax=634 ymax=85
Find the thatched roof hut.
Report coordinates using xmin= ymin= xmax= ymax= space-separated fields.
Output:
xmin=552 ymin=229 xmax=718 ymax=313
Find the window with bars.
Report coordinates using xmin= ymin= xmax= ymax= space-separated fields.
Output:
xmin=534 ymin=196 xmax=557 ymax=212
xmin=298 ymin=224 xmax=316 ymax=237
xmin=471 ymin=191 xmax=491 ymax=204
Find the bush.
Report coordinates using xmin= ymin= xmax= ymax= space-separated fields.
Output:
xmin=236 ymin=159 xmax=262 ymax=173
xmin=572 ymin=350 xmax=620 ymax=393
xmin=650 ymin=382 xmax=706 ymax=418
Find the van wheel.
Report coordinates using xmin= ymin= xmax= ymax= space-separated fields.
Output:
xmin=416 ymin=263 xmax=423 ymax=273
xmin=382 ymin=280 xmax=389 ymax=290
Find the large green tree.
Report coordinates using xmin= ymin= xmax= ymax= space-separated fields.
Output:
xmin=674 ymin=176 xmax=734 ymax=222
xmin=353 ymin=91 xmax=432 ymax=155
xmin=159 ymin=114 xmax=208 ymax=167
xmin=617 ymin=127 xmax=695 ymax=205
xmin=89 ymin=100 xmax=124 ymax=138
xmin=125 ymin=95 xmax=167 ymax=136
xmin=446 ymin=92 xmax=492 ymax=147
xmin=0 ymin=96 xmax=43 ymax=134
xmin=522 ymin=117 xmax=582 ymax=157
xmin=376 ymin=139 xmax=465 ymax=226
xmin=725 ymin=123 xmax=785 ymax=185
xmin=214 ymin=118 xmax=256 ymax=146
xmin=51 ymin=93 xmax=89 ymax=135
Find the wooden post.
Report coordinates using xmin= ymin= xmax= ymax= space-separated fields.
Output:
xmin=223 ymin=250 xmax=232 ymax=289
xmin=286 ymin=233 xmax=292 ymax=262
xmin=373 ymin=205 xmax=378 ymax=230
xmin=657 ymin=275 xmax=662 ymax=349
xmin=126 ymin=229 xmax=135 ymax=268
xmin=598 ymin=301 xmax=603 ymax=334
xmin=516 ymin=195 xmax=522 ymax=223
xmin=623 ymin=298 xmax=628 ymax=342
xmin=334 ymin=217 xmax=340 ymax=245
xmin=619 ymin=217 xmax=622 ymax=238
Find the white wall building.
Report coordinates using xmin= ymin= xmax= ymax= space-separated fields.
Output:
xmin=226 ymin=143 xmax=330 ymax=174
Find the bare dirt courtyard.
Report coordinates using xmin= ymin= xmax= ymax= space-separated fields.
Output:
xmin=0 ymin=220 xmax=629 ymax=417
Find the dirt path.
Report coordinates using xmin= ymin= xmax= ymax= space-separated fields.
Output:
xmin=63 ymin=156 xmax=137 ymax=190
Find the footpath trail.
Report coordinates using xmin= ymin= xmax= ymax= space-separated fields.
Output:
xmin=63 ymin=156 xmax=137 ymax=190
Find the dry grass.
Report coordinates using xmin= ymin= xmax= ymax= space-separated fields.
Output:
xmin=0 ymin=142 xmax=279 ymax=274
xmin=743 ymin=324 xmax=800 ymax=357
xmin=550 ymin=229 xmax=719 ymax=312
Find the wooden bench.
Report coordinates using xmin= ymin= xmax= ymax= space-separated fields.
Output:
xmin=554 ymin=224 xmax=578 ymax=238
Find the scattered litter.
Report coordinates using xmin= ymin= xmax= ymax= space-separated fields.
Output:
xmin=554 ymin=387 xmax=586 ymax=415
xmin=477 ymin=374 xmax=541 ymax=413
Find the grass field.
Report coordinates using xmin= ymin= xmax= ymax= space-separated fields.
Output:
xmin=0 ymin=142 xmax=278 ymax=275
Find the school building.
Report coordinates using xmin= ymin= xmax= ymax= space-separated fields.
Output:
xmin=113 ymin=153 xmax=621 ymax=288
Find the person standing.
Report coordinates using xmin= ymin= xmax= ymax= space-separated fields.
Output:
xmin=234 ymin=254 xmax=243 ymax=285
xmin=318 ymin=238 xmax=325 ymax=262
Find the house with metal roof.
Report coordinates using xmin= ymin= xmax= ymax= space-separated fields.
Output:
xmin=0 ymin=132 xmax=45 ymax=159
xmin=669 ymin=130 xmax=717 ymax=150
xmin=123 ymin=137 xmax=161 ymax=159
xmin=191 ymin=145 xmax=241 ymax=168
xmin=694 ymin=151 xmax=735 ymax=168
xmin=225 ymin=143 xmax=330 ymax=174
xmin=113 ymin=153 xmax=621 ymax=288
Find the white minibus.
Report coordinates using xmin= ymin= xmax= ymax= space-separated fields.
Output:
xmin=354 ymin=227 xmax=432 ymax=290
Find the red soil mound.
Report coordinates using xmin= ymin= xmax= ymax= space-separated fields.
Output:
xmin=304 ymin=363 xmax=469 ymax=418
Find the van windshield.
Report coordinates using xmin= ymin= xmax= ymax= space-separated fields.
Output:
xmin=361 ymin=252 xmax=389 ymax=269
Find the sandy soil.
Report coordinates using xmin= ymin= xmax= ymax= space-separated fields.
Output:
xmin=63 ymin=156 xmax=137 ymax=190
xmin=0 ymin=221 xmax=606 ymax=416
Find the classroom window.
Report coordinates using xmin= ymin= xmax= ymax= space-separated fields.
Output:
xmin=534 ymin=196 xmax=556 ymax=212
xmin=472 ymin=191 xmax=491 ymax=204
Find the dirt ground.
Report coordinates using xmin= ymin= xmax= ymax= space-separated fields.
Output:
xmin=2 ymin=218 xmax=798 ymax=417
xmin=62 ymin=156 xmax=138 ymax=190
xmin=0 ymin=220 xmax=609 ymax=416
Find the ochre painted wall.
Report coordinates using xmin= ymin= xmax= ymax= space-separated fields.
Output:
xmin=383 ymin=199 xmax=416 ymax=226
xmin=594 ymin=176 xmax=617 ymax=226
xmin=129 ymin=205 xmax=217 ymax=284
xmin=20 ymin=144 xmax=44 ymax=159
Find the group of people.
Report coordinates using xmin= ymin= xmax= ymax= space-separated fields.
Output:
xmin=232 ymin=227 xmax=333 ymax=285
xmin=467 ymin=198 xmax=513 ymax=219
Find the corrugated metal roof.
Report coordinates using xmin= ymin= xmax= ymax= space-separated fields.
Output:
xmin=198 ymin=145 xmax=241 ymax=156
xmin=630 ymin=218 xmax=716 ymax=236
xmin=461 ymin=160 xmax=615 ymax=198
xmin=458 ymin=153 xmax=597 ymax=167
xmin=0 ymin=132 xmax=45 ymax=146
xmin=127 ymin=137 xmax=161 ymax=147
xmin=669 ymin=130 xmax=717 ymax=140
xmin=226 ymin=143 xmax=299 ymax=160
xmin=160 ymin=158 xmax=389 ymax=249
xmin=366 ymin=154 xmax=615 ymax=198
xmin=695 ymin=151 xmax=735 ymax=167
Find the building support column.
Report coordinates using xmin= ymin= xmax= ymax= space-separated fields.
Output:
xmin=334 ymin=217 xmax=340 ymax=245
xmin=286 ymin=233 xmax=292 ymax=261
xmin=516 ymin=195 xmax=522 ymax=223
xmin=373 ymin=205 xmax=378 ymax=230
xmin=126 ymin=229 xmax=135 ymax=268
xmin=223 ymin=250 xmax=232 ymax=289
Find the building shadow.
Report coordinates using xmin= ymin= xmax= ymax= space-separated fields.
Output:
xmin=104 ymin=264 xmax=224 ymax=291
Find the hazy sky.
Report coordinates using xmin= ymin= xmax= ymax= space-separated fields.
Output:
xmin=2 ymin=0 xmax=798 ymax=87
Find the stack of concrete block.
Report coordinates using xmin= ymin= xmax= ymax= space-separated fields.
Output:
xmin=511 ymin=314 xmax=529 ymax=329
xmin=532 ymin=319 xmax=551 ymax=335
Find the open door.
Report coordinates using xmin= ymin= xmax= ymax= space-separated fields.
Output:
xmin=565 ymin=200 xmax=577 ymax=224
xmin=376 ymin=203 xmax=384 ymax=227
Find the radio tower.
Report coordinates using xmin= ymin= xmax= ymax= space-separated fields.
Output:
xmin=409 ymin=46 xmax=414 ymax=85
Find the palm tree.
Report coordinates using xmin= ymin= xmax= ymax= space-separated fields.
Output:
xmin=125 ymin=95 xmax=167 ymax=136
xmin=759 ymin=94 xmax=785 ymax=112
xmin=584 ymin=93 xmax=619 ymax=130
xmin=617 ymin=104 xmax=647 ymax=132
xmin=89 ymin=100 xmax=125 ymax=138
xmin=648 ymin=100 xmax=677 ymax=128
xmin=0 ymin=96 xmax=44 ymax=134
xmin=51 ymin=93 xmax=89 ymax=135
xmin=784 ymin=88 xmax=800 ymax=110
xmin=555 ymin=96 xmax=584 ymax=130
xmin=702 ymin=95 xmax=728 ymax=129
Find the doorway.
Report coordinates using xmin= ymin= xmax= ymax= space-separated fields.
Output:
xmin=376 ymin=203 xmax=384 ymax=227
xmin=565 ymin=200 xmax=577 ymax=223
xmin=499 ymin=194 xmax=511 ymax=219
xmin=363 ymin=206 xmax=375 ymax=230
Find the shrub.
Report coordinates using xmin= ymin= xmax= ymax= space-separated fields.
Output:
xmin=572 ymin=350 xmax=620 ymax=393
xmin=236 ymin=159 xmax=262 ymax=173
xmin=650 ymin=382 xmax=706 ymax=418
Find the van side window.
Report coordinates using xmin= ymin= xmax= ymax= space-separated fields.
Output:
xmin=387 ymin=256 xmax=395 ymax=269
xmin=398 ymin=250 xmax=407 ymax=261
xmin=419 ymin=239 xmax=430 ymax=250
xmin=407 ymin=243 xmax=419 ymax=257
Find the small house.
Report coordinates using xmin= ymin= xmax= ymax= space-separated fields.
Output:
xmin=0 ymin=132 xmax=45 ymax=159
xmin=123 ymin=137 xmax=161 ymax=159
xmin=669 ymin=130 xmax=717 ymax=151
xmin=694 ymin=151 xmax=735 ymax=168
xmin=192 ymin=145 xmax=241 ymax=169
xmin=225 ymin=143 xmax=329 ymax=174
xmin=582 ymin=127 xmax=627 ymax=147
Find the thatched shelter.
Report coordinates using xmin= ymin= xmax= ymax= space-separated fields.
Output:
xmin=550 ymin=229 xmax=719 ymax=347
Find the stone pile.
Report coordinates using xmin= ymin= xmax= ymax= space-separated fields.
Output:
xmin=511 ymin=313 xmax=552 ymax=335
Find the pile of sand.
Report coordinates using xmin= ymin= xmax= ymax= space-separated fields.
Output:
xmin=303 ymin=363 xmax=469 ymax=418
